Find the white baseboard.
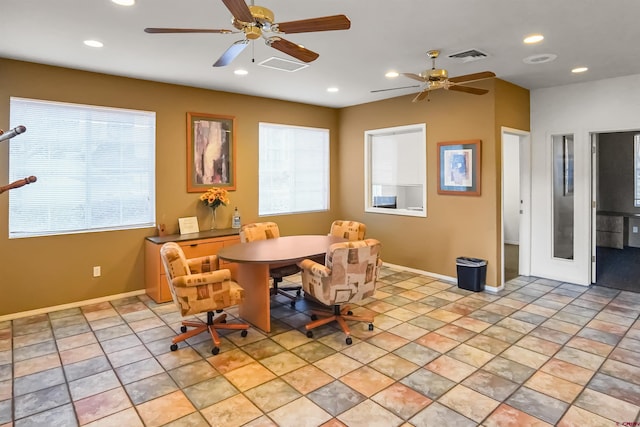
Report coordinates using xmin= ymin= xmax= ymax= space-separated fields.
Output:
xmin=2 ymin=262 xmax=505 ymax=322
xmin=383 ymin=261 xmax=457 ymax=284
xmin=0 ymin=290 xmax=147 ymax=322
xmin=384 ymin=261 xmax=504 ymax=293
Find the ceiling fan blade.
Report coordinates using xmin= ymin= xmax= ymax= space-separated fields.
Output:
xmin=448 ymin=85 xmax=489 ymax=95
xmin=449 ymin=71 xmax=496 ymax=84
xmin=144 ymin=28 xmax=232 ymax=34
xmin=268 ymin=38 xmax=319 ymax=63
xmin=213 ymin=39 xmax=249 ymax=67
xmin=402 ymin=72 xmax=427 ymax=82
xmin=412 ymin=91 xmax=429 ymax=103
xmin=275 ymin=15 xmax=351 ymax=34
xmin=221 ymin=0 xmax=254 ymax=23
xmin=371 ymin=85 xmax=420 ymax=93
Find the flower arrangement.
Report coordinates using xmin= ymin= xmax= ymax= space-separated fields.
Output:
xmin=199 ymin=187 xmax=230 ymax=210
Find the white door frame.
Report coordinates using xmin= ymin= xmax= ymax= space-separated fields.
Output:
xmin=501 ymin=127 xmax=531 ymax=286
xmin=591 ymin=133 xmax=597 ymax=282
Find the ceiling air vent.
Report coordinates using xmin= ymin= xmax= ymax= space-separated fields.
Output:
xmin=448 ymin=49 xmax=489 ymax=63
xmin=258 ymin=57 xmax=309 ymax=72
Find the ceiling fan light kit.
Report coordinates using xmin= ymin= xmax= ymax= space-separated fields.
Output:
xmin=144 ymin=0 xmax=350 ymax=67
xmin=426 ymin=69 xmax=448 ymax=81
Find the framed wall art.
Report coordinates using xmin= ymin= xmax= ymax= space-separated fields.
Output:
xmin=187 ymin=112 xmax=236 ymax=192
xmin=437 ymin=140 xmax=481 ymax=196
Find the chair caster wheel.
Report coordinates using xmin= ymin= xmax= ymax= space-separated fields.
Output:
xmin=368 ymin=324 xmax=374 ymax=331
xmin=345 ymin=337 xmax=353 ymax=345
xmin=290 ymin=301 xmax=296 ymax=308
xmin=306 ymin=330 xmax=313 ymax=338
xmin=212 ymin=347 xmax=220 ymax=355
xmin=310 ymin=314 xmax=318 ymax=321
xmin=170 ymin=344 xmax=178 ymax=351
xmin=216 ymin=309 xmax=223 ymax=313
xmin=296 ymin=290 xmax=302 ymax=296
xmin=180 ymin=326 xmax=187 ymax=333
xmin=241 ymin=330 xmax=248 ymax=337
xmin=347 ymin=310 xmax=353 ymax=316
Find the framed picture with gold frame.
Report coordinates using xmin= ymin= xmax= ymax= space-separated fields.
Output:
xmin=187 ymin=112 xmax=236 ymax=192
xmin=437 ymin=140 xmax=481 ymax=196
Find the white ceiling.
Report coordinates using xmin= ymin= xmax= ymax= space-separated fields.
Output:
xmin=2 ymin=0 xmax=640 ymax=108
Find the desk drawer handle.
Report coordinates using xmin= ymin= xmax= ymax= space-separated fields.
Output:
xmin=190 ymin=244 xmax=198 ymax=247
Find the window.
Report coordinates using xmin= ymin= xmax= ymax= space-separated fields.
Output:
xmin=9 ymin=97 xmax=156 ymax=238
xmin=551 ymin=134 xmax=574 ymax=260
xmin=635 ymin=134 xmax=640 ymax=207
xmin=364 ymin=124 xmax=426 ymax=217
xmin=259 ymin=122 xmax=329 ymax=215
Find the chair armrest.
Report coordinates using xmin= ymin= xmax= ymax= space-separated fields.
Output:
xmin=187 ymin=255 xmax=220 ymax=274
xmin=297 ymin=259 xmax=331 ymax=277
xmin=172 ymin=268 xmax=231 ymax=287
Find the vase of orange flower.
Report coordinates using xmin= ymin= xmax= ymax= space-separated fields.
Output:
xmin=199 ymin=187 xmax=230 ymax=230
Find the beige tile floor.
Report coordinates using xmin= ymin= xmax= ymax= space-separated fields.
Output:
xmin=1 ymin=266 xmax=639 ymax=426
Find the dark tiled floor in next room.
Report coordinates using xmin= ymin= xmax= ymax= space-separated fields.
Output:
xmin=1 ymin=267 xmax=640 ymax=426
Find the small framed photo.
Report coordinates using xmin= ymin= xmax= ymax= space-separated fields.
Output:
xmin=437 ymin=140 xmax=481 ymax=196
xmin=187 ymin=112 xmax=236 ymax=192
xmin=178 ymin=216 xmax=199 ymax=235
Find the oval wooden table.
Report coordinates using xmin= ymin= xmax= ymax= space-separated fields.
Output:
xmin=217 ymin=235 xmax=345 ymax=333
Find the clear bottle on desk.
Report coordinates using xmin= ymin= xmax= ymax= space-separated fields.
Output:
xmin=232 ymin=207 xmax=241 ymax=229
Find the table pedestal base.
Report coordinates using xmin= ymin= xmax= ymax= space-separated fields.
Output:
xmin=237 ymin=263 xmax=271 ymax=333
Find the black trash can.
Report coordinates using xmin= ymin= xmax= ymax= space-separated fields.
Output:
xmin=456 ymin=257 xmax=487 ymax=292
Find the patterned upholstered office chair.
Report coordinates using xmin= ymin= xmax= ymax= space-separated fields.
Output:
xmin=308 ymin=220 xmax=368 ymax=265
xmin=240 ymin=222 xmax=302 ymax=307
xmin=297 ymin=239 xmax=382 ymax=345
xmin=160 ymin=242 xmax=249 ymax=355
xmin=329 ymin=220 xmax=367 ymax=241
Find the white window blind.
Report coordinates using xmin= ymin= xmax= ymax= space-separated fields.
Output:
xmin=259 ymin=122 xmax=329 ymax=215
xmin=364 ymin=124 xmax=427 ymax=217
xmin=9 ymin=97 xmax=156 ymax=238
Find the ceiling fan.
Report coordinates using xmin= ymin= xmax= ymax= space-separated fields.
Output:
xmin=373 ymin=50 xmax=496 ymax=102
xmin=144 ymin=0 xmax=351 ymax=67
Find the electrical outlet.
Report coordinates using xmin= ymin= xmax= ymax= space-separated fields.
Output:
xmin=93 ymin=266 xmax=101 ymax=277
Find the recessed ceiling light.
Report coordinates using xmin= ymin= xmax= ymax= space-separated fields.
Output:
xmin=112 ymin=0 xmax=135 ymax=5
xmin=327 ymin=87 xmax=339 ymax=93
xmin=524 ymin=34 xmax=544 ymax=44
xmin=234 ymin=69 xmax=248 ymax=76
xmin=83 ymin=40 xmax=104 ymax=48
xmin=523 ymin=53 xmax=557 ymax=64
xmin=571 ymin=67 xmax=588 ymax=73
xmin=385 ymin=71 xmax=399 ymax=78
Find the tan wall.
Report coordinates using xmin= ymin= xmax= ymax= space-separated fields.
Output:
xmin=493 ymin=79 xmax=531 ymax=284
xmin=0 ymin=59 xmax=529 ymax=316
xmin=338 ymin=79 xmax=529 ymax=286
xmin=0 ymin=59 xmax=339 ymax=315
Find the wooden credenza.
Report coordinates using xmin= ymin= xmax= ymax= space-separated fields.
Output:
xmin=145 ymin=229 xmax=241 ymax=303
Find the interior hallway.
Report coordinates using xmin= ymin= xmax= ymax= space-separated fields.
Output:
xmin=1 ymin=267 xmax=639 ymax=426
xmin=504 ymin=244 xmax=519 ymax=283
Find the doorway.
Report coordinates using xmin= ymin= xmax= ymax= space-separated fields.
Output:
xmin=501 ymin=128 xmax=531 ymax=286
xmin=592 ymin=130 xmax=640 ymax=292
